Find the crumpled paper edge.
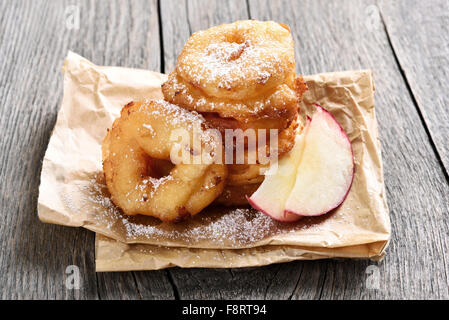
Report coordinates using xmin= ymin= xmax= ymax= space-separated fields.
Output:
xmin=37 ymin=52 xmax=391 ymax=258
xmin=95 ymin=233 xmax=387 ymax=271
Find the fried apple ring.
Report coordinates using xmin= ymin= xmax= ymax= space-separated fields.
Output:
xmin=178 ymin=20 xmax=295 ymax=99
xmin=162 ymin=20 xmax=306 ymax=131
xmin=227 ymin=164 xmax=266 ymax=186
xmin=102 ymin=100 xmax=228 ymax=222
xmin=225 ymin=116 xmax=300 ymax=185
xmin=147 ymin=157 xmax=260 ymax=207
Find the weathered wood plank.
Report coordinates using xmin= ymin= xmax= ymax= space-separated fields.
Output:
xmin=0 ymin=0 xmax=99 ymax=300
xmin=379 ymin=0 xmax=449 ymax=176
xmin=249 ymin=0 xmax=449 ymax=299
xmin=159 ymin=0 xmax=191 ymax=73
xmin=167 ymin=265 xmax=294 ymax=300
xmin=133 ymin=270 xmax=177 ymax=300
xmin=0 ymin=0 xmax=172 ymax=299
xmin=96 ymin=269 xmax=175 ymax=300
xmin=160 ymin=0 xmax=249 ymax=73
xmin=1 ymin=0 xmax=448 ymax=300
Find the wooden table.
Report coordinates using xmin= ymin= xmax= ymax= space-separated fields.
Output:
xmin=1 ymin=0 xmax=448 ymax=300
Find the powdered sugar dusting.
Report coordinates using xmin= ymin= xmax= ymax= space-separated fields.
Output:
xmin=142 ymin=123 xmax=155 ymax=136
xmin=69 ymin=172 xmax=324 ymax=248
xmin=141 ymin=99 xmax=205 ymax=130
xmin=179 ymin=40 xmax=284 ymax=91
xmin=178 ymin=21 xmax=294 ymax=93
xmin=121 ymin=208 xmax=282 ymax=246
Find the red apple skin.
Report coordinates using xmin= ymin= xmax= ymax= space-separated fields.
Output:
xmin=246 ymin=118 xmax=311 ymax=223
xmin=247 ymin=196 xmax=302 ymax=222
xmin=285 ymin=105 xmax=355 ymax=217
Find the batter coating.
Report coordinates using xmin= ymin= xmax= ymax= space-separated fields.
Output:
xmin=102 ymin=100 xmax=227 ymax=222
xmin=226 ymin=116 xmax=301 ymax=186
xmin=162 ymin=20 xmax=306 ymax=131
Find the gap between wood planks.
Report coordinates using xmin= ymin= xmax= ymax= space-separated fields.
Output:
xmin=95 ymin=273 xmax=101 ymax=299
xmin=157 ymin=0 xmax=165 ymax=79
xmin=131 ymin=0 xmax=448 ymax=300
xmin=152 ymin=0 xmax=331 ymax=300
xmin=378 ymin=6 xmax=449 ymax=184
xmin=151 ymin=0 xmax=179 ymax=300
xmin=132 ymin=272 xmax=143 ymax=300
xmin=165 ymin=269 xmax=180 ymax=300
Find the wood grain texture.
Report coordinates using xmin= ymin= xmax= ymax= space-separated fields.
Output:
xmin=133 ymin=270 xmax=177 ymax=300
xmin=160 ymin=0 xmax=249 ymax=73
xmin=0 ymin=0 xmax=97 ymax=300
xmin=379 ymin=0 xmax=449 ymax=176
xmin=248 ymin=0 xmax=449 ymax=299
xmin=1 ymin=0 xmax=448 ymax=300
xmin=0 ymin=0 xmax=172 ymax=300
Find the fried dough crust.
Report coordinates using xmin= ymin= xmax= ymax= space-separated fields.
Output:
xmin=102 ymin=100 xmax=228 ymax=222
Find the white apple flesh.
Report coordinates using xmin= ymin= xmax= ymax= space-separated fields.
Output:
xmin=284 ymin=105 xmax=354 ymax=216
xmin=247 ymin=119 xmax=311 ymax=222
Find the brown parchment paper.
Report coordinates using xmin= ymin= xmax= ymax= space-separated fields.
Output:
xmin=95 ymin=234 xmax=387 ymax=271
xmin=38 ymin=52 xmax=390 ymax=263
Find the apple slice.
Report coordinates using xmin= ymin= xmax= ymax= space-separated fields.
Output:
xmin=284 ymin=105 xmax=354 ymax=216
xmin=247 ymin=119 xmax=311 ymax=222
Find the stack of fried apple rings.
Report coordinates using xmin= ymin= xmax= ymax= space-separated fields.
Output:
xmin=162 ymin=20 xmax=307 ymax=206
xmin=102 ymin=20 xmax=307 ymax=221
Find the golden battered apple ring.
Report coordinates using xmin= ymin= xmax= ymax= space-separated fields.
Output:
xmin=162 ymin=72 xmax=300 ymax=130
xmin=162 ymin=20 xmax=306 ymax=131
xmin=177 ymin=20 xmax=295 ymax=100
xmin=225 ymin=116 xmax=299 ymax=186
xmin=227 ymin=164 xmax=266 ymax=186
xmin=102 ymin=100 xmax=228 ymax=222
